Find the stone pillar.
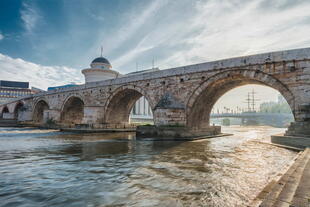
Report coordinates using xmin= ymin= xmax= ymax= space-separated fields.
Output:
xmin=285 ymin=104 xmax=310 ymax=137
xmin=18 ymin=111 xmax=32 ymax=122
xmin=82 ymin=106 xmax=104 ymax=126
xmin=137 ymin=93 xmax=221 ymax=138
xmin=46 ymin=109 xmax=61 ymax=122
xmin=43 ymin=111 xmax=49 ymax=123
xmin=153 ymin=108 xmax=186 ymax=126
xmin=2 ymin=113 xmax=14 ymax=119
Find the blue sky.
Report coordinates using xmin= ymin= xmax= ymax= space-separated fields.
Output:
xmin=0 ymin=0 xmax=310 ymax=110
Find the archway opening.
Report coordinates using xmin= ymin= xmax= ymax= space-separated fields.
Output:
xmin=130 ymin=96 xmax=153 ymax=124
xmin=187 ymin=72 xmax=295 ymax=130
xmin=105 ymin=89 xmax=153 ymax=125
xmin=210 ymin=84 xmax=294 ymax=128
xmin=1 ymin=106 xmax=9 ymax=118
xmin=14 ymin=102 xmax=24 ymax=119
xmin=33 ymin=100 xmax=49 ymax=123
xmin=61 ymin=97 xmax=84 ymax=125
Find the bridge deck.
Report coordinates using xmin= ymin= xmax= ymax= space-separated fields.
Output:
xmin=251 ymin=148 xmax=310 ymax=207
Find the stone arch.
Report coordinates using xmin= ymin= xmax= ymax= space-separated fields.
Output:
xmin=186 ymin=69 xmax=295 ymax=129
xmin=0 ymin=106 xmax=9 ymax=118
xmin=60 ymin=96 xmax=85 ymax=125
xmin=13 ymin=101 xmax=25 ymax=119
xmin=103 ymin=85 xmax=154 ymax=124
xmin=32 ymin=99 xmax=49 ymax=123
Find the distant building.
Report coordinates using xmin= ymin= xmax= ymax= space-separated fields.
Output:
xmin=81 ymin=56 xmax=120 ymax=83
xmin=80 ymin=55 xmax=157 ymax=121
xmin=130 ymin=96 xmax=153 ymax=121
xmin=31 ymin=87 xmax=46 ymax=93
xmin=126 ymin=68 xmax=159 ymax=121
xmin=48 ymin=83 xmax=79 ymax=91
xmin=0 ymin=80 xmax=39 ymax=104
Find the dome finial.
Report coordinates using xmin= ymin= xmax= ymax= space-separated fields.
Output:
xmin=100 ymin=46 xmax=103 ymax=57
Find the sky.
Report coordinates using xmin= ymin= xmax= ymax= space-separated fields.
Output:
xmin=0 ymin=0 xmax=310 ymax=110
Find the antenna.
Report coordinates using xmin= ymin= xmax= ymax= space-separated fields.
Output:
xmin=152 ymin=57 xmax=155 ymax=69
xmin=245 ymin=92 xmax=251 ymax=112
xmin=251 ymin=89 xmax=260 ymax=112
xmin=244 ymin=89 xmax=260 ymax=112
xmin=100 ymin=46 xmax=103 ymax=57
xmin=251 ymin=89 xmax=255 ymax=112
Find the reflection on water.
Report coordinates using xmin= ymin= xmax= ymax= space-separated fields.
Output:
xmin=0 ymin=126 xmax=296 ymax=207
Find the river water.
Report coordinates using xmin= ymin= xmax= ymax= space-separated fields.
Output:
xmin=0 ymin=126 xmax=297 ymax=207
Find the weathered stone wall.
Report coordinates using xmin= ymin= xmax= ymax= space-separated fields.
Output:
xmin=0 ymin=47 xmax=309 ymax=135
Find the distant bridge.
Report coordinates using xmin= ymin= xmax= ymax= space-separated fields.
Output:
xmin=210 ymin=112 xmax=293 ymax=119
xmin=210 ymin=112 xmax=294 ymax=127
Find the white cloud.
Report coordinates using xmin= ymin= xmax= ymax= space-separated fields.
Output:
xmin=0 ymin=32 xmax=4 ymax=40
xmin=87 ymin=0 xmax=167 ymax=61
xmin=96 ymin=0 xmax=310 ymax=71
xmin=20 ymin=2 xmax=41 ymax=33
xmin=0 ymin=53 xmax=83 ymax=90
xmin=158 ymin=0 xmax=310 ymax=68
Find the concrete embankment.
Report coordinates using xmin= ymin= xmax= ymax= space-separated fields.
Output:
xmin=0 ymin=119 xmax=18 ymax=127
xmin=272 ymin=134 xmax=310 ymax=149
xmin=251 ymin=148 xmax=310 ymax=207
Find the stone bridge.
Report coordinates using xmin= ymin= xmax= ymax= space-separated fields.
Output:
xmin=1 ymin=48 xmax=310 ymax=138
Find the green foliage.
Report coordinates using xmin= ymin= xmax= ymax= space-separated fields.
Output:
xmin=222 ymin=118 xmax=230 ymax=126
xmin=260 ymin=101 xmax=292 ymax=113
xmin=45 ymin=118 xmax=57 ymax=127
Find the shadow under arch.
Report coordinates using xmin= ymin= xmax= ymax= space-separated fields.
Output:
xmin=186 ymin=69 xmax=295 ymax=129
xmin=33 ymin=99 xmax=50 ymax=123
xmin=0 ymin=106 xmax=9 ymax=118
xmin=13 ymin=101 xmax=25 ymax=119
xmin=60 ymin=96 xmax=84 ymax=125
xmin=103 ymin=85 xmax=154 ymax=124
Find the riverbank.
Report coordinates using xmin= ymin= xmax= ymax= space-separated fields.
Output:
xmin=251 ymin=148 xmax=310 ymax=207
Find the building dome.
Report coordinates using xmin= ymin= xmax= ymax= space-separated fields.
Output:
xmin=82 ymin=54 xmax=120 ymax=83
xmin=90 ymin=56 xmax=112 ymax=70
xmin=91 ymin=57 xmax=111 ymax=65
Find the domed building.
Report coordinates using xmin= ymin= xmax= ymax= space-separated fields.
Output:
xmin=82 ymin=56 xmax=120 ymax=83
xmin=81 ymin=53 xmax=154 ymax=122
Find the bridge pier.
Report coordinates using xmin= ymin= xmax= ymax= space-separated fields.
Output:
xmin=45 ymin=109 xmax=61 ymax=123
xmin=285 ymin=121 xmax=310 ymax=137
xmin=286 ymin=104 xmax=310 ymax=137
xmin=17 ymin=110 xmax=32 ymax=122
xmin=136 ymin=125 xmax=221 ymax=138
xmin=272 ymin=105 xmax=310 ymax=148
xmin=82 ymin=106 xmax=104 ymax=125
xmin=139 ymin=99 xmax=221 ymax=138
xmin=153 ymin=108 xmax=186 ymax=126
xmin=2 ymin=112 xmax=14 ymax=120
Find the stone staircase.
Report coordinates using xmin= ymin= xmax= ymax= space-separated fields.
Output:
xmin=251 ymin=148 xmax=310 ymax=207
